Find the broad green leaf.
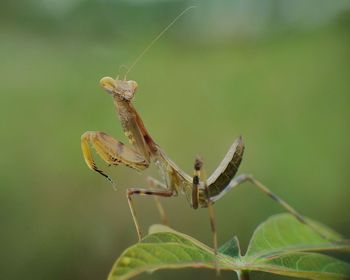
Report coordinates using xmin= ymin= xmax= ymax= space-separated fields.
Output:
xmin=108 ymin=232 xmax=236 ymax=280
xmin=109 ymin=225 xmax=244 ymax=280
xmin=108 ymin=214 xmax=350 ymax=280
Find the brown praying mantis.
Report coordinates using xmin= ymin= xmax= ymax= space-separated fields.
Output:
xmin=80 ymin=8 xmax=337 ymax=264
xmin=80 ymin=73 xmax=332 ymax=252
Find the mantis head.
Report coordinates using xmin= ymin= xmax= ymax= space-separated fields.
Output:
xmin=100 ymin=77 xmax=138 ymax=101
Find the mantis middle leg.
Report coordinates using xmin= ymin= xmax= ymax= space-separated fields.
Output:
xmin=127 ymin=188 xmax=174 ymax=240
xmin=147 ymin=177 xmax=169 ymax=226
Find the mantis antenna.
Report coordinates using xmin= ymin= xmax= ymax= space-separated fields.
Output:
xmin=117 ymin=64 xmax=129 ymax=79
xmin=123 ymin=5 xmax=196 ymax=78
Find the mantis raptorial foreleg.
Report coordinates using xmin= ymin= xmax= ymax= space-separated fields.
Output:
xmin=127 ymin=188 xmax=174 ymax=240
xmin=81 ymin=131 xmax=149 ymax=170
xmin=81 ymin=131 xmax=172 ymax=228
xmin=81 ymin=131 xmax=149 ymax=187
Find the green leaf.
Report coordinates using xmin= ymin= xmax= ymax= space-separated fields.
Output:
xmin=253 ymin=252 xmax=350 ymax=280
xmin=108 ymin=214 xmax=350 ymax=280
xmin=218 ymin=236 xmax=241 ymax=258
xmin=246 ymin=214 xmax=347 ymax=259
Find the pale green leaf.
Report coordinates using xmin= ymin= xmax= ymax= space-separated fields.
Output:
xmin=107 ymin=231 xmax=238 ymax=280
xmin=253 ymin=252 xmax=350 ymax=280
xmin=246 ymin=214 xmax=347 ymax=259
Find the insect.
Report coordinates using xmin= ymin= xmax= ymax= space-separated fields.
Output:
xmin=81 ymin=8 xmax=334 ymax=264
xmin=80 ymin=77 xmax=331 ymax=249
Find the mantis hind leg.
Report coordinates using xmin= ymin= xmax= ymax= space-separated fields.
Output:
xmin=81 ymin=131 xmax=149 ymax=187
xmin=126 ymin=188 xmax=174 ymax=240
xmin=193 ymin=158 xmax=220 ymax=275
xmin=210 ymin=174 xmax=333 ymax=241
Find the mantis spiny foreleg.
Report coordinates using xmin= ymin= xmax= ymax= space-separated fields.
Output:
xmin=81 ymin=131 xmax=149 ymax=188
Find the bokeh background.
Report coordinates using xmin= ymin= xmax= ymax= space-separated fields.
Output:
xmin=1 ymin=0 xmax=350 ymax=279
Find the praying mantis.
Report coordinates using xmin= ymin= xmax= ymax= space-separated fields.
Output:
xmin=80 ymin=77 xmax=331 ymax=253
xmin=80 ymin=8 xmax=337 ymax=264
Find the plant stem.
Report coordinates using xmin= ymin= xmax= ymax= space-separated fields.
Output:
xmin=238 ymin=270 xmax=250 ymax=280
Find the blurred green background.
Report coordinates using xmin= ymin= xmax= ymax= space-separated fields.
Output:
xmin=1 ymin=0 xmax=350 ymax=279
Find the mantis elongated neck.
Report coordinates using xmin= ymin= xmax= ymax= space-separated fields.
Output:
xmin=114 ymin=98 xmax=158 ymax=156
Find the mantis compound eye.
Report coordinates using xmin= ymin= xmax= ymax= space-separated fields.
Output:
xmin=100 ymin=76 xmax=116 ymax=94
xmin=128 ymin=80 xmax=138 ymax=91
